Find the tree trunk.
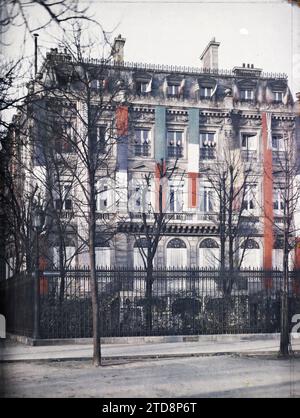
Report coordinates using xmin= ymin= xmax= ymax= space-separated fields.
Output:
xmin=89 ymin=209 xmax=101 ymax=366
xmin=280 ymin=251 xmax=289 ymax=356
xmin=59 ymin=241 xmax=65 ymax=305
xmin=145 ymin=261 xmax=153 ymax=335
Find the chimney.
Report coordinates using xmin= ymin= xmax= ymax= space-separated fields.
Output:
xmin=112 ymin=34 xmax=126 ymax=63
xmin=200 ymin=37 xmax=220 ymax=70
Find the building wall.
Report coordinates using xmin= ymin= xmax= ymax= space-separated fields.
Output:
xmin=5 ymin=49 xmax=298 ymax=275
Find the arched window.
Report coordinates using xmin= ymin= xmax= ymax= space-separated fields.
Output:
xmin=199 ymin=238 xmax=219 ymax=268
xmin=240 ymin=239 xmax=261 ymax=268
xmin=167 ymin=238 xmax=187 ymax=248
xmin=166 ymin=238 xmax=187 ymax=267
xmin=133 ymin=238 xmax=148 ymax=268
xmin=241 ymin=239 xmax=259 ymax=249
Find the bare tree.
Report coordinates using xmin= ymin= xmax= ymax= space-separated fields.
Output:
xmin=23 ymin=30 xmax=129 ymax=365
xmin=268 ymin=127 xmax=300 ymax=356
xmin=203 ymin=138 xmax=256 ymax=295
xmin=129 ymin=159 xmax=183 ymax=334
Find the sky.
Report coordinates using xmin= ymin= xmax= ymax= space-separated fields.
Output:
xmin=2 ymin=0 xmax=300 ymax=97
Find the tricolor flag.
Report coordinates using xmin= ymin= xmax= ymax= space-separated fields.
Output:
xmin=179 ymin=78 xmax=185 ymax=95
xmin=282 ymin=86 xmax=290 ymax=105
xmin=266 ymin=112 xmax=272 ymax=149
xmin=210 ymin=83 xmax=218 ymax=97
xmin=256 ymin=84 xmax=264 ymax=104
xmin=163 ymin=78 xmax=168 ymax=96
xmin=265 ymin=86 xmax=274 ymax=104
xmin=233 ymin=83 xmax=239 ymax=101
xmin=145 ymin=77 xmax=152 ymax=93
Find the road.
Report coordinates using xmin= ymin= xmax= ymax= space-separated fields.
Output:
xmin=1 ymin=354 xmax=300 ymax=398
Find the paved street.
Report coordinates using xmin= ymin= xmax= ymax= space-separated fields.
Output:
xmin=1 ymin=354 xmax=300 ymax=398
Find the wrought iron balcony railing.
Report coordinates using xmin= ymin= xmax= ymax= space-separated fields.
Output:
xmin=168 ymin=146 xmax=183 ymax=158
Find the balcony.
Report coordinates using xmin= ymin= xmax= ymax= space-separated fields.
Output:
xmin=59 ymin=210 xmax=74 ymax=220
xmin=96 ymin=212 xmax=115 ymax=221
xmin=241 ymin=150 xmax=257 ymax=162
xmin=272 ymin=151 xmax=285 ymax=166
xmin=129 ymin=212 xmax=218 ymax=223
xmin=134 ymin=144 xmax=150 ymax=157
xmin=168 ymin=146 xmax=183 ymax=158
xmin=200 ymin=148 xmax=216 ymax=160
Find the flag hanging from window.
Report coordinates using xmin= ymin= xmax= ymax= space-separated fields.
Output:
xmin=179 ymin=78 xmax=185 ymax=95
xmin=145 ymin=77 xmax=152 ymax=93
xmin=266 ymin=112 xmax=272 ymax=149
xmin=210 ymin=83 xmax=218 ymax=97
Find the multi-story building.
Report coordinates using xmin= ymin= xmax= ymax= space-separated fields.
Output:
xmin=4 ymin=35 xmax=300 ymax=278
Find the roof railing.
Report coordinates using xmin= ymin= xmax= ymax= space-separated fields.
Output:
xmin=48 ymin=52 xmax=288 ymax=80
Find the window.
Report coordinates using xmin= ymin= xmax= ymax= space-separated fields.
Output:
xmin=167 ymin=131 xmax=183 ymax=158
xmin=166 ymin=239 xmax=187 ymax=268
xmin=55 ymin=182 xmax=72 ymax=211
xmin=200 ymin=132 xmax=216 ymax=159
xmin=53 ymin=246 xmax=76 ymax=268
xmin=242 ymin=184 xmax=256 ymax=211
xmin=240 ymin=89 xmax=254 ymax=100
xmin=91 ymin=78 xmax=107 ymax=91
xmin=272 ymin=238 xmax=283 ymax=270
xmin=199 ymin=238 xmax=219 ymax=268
xmin=95 ymin=244 xmax=111 ymax=268
xmin=55 ymin=123 xmax=74 ymax=153
xmin=97 ymin=184 xmax=108 ymax=211
xmin=167 ymin=84 xmax=179 ymax=96
xmin=241 ymin=134 xmax=257 ymax=150
xmin=136 ymin=80 xmax=150 ymax=94
xmin=134 ymin=129 xmax=150 ymax=156
xmin=91 ymin=125 xmax=106 ymax=154
xmin=272 ymin=135 xmax=284 ymax=151
xmin=240 ymin=239 xmax=261 ymax=268
xmin=133 ymin=239 xmax=148 ymax=268
xmin=200 ymin=186 xmax=214 ymax=213
xmin=169 ymin=184 xmax=184 ymax=213
xmin=200 ymin=86 xmax=212 ymax=98
xmin=274 ymin=91 xmax=283 ymax=102
xmin=129 ymin=179 xmax=150 ymax=213
xmin=273 ymin=188 xmax=284 ymax=212
xmin=91 ymin=79 xmax=100 ymax=90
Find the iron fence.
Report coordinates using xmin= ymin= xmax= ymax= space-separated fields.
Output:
xmin=1 ymin=268 xmax=300 ymax=339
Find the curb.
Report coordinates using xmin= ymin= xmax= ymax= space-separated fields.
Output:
xmin=5 ymin=332 xmax=282 ymax=346
xmin=1 ymin=350 xmax=299 ymax=363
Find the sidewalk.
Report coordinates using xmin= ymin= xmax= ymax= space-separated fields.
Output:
xmin=1 ymin=334 xmax=300 ymax=362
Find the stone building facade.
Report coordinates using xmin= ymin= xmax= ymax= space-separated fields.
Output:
xmin=4 ymin=36 xmax=300 ymax=276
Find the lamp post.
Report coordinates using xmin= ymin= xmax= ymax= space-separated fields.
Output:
xmin=33 ymin=208 xmax=42 ymax=341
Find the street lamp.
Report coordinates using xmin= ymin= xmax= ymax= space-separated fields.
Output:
xmin=33 ymin=207 xmax=43 ymax=341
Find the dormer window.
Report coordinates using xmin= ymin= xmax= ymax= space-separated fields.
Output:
xmin=168 ymin=84 xmax=179 ymax=96
xmin=274 ymin=91 xmax=284 ymax=102
xmin=240 ymin=89 xmax=254 ymax=100
xmin=91 ymin=79 xmax=107 ymax=91
xmin=200 ymin=86 xmax=212 ymax=98
xmin=140 ymin=81 xmax=149 ymax=94
xmin=136 ymin=78 xmax=152 ymax=95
